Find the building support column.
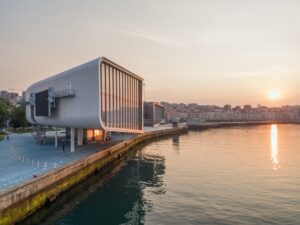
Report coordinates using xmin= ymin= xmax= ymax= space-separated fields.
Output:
xmin=106 ymin=131 xmax=111 ymax=141
xmin=103 ymin=130 xmax=107 ymax=141
xmin=77 ymin=128 xmax=83 ymax=146
xmin=54 ymin=127 xmax=58 ymax=148
xmin=70 ymin=128 xmax=75 ymax=152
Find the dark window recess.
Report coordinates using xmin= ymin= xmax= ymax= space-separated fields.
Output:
xmin=35 ymin=90 xmax=49 ymax=116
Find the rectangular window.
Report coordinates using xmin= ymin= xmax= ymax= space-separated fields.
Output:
xmin=126 ymin=74 xmax=129 ymax=129
xmin=128 ymin=76 xmax=131 ymax=129
xmin=115 ymin=69 xmax=118 ymax=128
xmin=130 ymin=76 xmax=133 ymax=129
xmin=139 ymin=80 xmax=142 ymax=130
xmin=132 ymin=78 xmax=135 ymax=130
xmin=134 ymin=78 xmax=137 ymax=129
xmin=111 ymin=67 xmax=113 ymax=127
xmin=117 ymin=69 xmax=120 ymax=128
xmin=100 ymin=61 xmax=143 ymax=131
xmin=105 ymin=64 xmax=109 ymax=126
xmin=107 ymin=66 xmax=111 ymax=127
xmin=120 ymin=72 xmax=123 ymax=128
xmin=122 ymin=72 xmax=126 ymax=129
xmin=114 ymin=68 xmax=117 ymax=128
xmin=112 ymin=67 xmax=115 ymax=128
xmin=101 ymin=63 xmax=105 ymax=123
xmin=35 ymin=90 xmax=49 ymax=116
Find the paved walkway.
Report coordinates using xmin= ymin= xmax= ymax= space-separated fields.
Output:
xmin=0 ymin=125 xmax=185 ymax=193
xmin=0 ymin=131 xmax=134 ymax=193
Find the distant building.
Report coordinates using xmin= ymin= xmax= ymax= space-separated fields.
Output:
xmin=243 ymin=105 xmax=252 ymax=113
xmin=144 ymin=102 xmax=165 ymax=127
xmin=233 ymin=105 xmax=242 ymax=111
xmin=0 ymin=90 xmax=22 ymax=104
xmin=224 ymin=104 xmax=231 ymax=111
xmin=188 ymin=103 xmax=198 ymax=111
xmin=161 ymin=101 xmax=300 ymax=124
xmin=0 ymin=90 xmax=8 ymax=98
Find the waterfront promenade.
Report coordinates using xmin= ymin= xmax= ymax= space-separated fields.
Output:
xmin=0 ymin=131 xmax=135 ymax=193
xmin=0 ymin=125 xmax=182 ymax=193
xmin=0 ymin=121 xmax=295 ymax=193
xmin=0 ymin=125 xmax=187 ymax=225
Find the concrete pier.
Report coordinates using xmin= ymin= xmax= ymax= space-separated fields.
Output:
xmin=0 ymin=127 xmax=188 ymax=225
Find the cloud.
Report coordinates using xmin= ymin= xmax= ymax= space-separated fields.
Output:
xmin=102 ymin=22 xmax=186 ymax=47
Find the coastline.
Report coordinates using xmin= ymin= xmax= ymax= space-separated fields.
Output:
xmin=1 ymin=121 xmax=299 ymax=225
xmin=0 ymin=127 xmax=188 ymax=225
xmin=188 ymin=121 xmax=300 ymax=130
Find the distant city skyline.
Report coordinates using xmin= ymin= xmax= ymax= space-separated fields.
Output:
xmin=1 ymin=0 xmax=300 ymax=106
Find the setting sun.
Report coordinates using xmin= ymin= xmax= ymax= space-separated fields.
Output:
xmin=268 ymin=90 xmax=281 ymax=101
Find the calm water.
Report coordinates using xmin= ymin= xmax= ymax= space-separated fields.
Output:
xmin=23 ymin=124 xmax=300 ymax=225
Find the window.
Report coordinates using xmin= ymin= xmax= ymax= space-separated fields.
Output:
xmin=100 ymin=61 xmax=143 ymax=131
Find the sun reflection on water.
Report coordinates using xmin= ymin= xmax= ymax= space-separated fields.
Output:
xmin=271 ymin=124 xmax=280 ymax=171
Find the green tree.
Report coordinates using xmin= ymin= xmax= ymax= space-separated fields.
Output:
xmin=10 ymin=104 xmax=29 ymax=129
xmin=0 ymin=97 xmax=10 ymax=129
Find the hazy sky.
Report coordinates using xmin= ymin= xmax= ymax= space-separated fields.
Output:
xmin=0 ymin=0 xmax=300 ymax=106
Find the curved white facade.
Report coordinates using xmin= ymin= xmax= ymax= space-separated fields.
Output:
xmin=26 ymin=57 xmax=144 ymax=133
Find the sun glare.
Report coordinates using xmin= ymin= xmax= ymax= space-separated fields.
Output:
xmin=268 ymin=90 xmax=281 ymax=101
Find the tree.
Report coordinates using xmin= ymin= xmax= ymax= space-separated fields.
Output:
xmin=0 ymin=97 xmax=10 ymax=129
xmin=10 ymin=104 xmax=29 ymax=129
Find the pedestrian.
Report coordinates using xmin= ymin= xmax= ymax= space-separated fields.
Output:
xmin=6 ymin=135 xmax=9 ymax=141
xmin=62 ymin=139 xmax=65 ymax=151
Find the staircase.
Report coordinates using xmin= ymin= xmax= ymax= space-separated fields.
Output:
xmin=31 ymin=126 xmax=47 ymax=144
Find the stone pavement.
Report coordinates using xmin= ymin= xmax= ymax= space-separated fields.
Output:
xmin=0 ymin=130 xmax=134 ymax=192
xmin=0 ymin=124 xmax=185 ymax=193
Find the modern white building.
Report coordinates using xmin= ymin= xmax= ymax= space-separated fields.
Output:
xmin=26 ymin=57 xmax=144 ymax=151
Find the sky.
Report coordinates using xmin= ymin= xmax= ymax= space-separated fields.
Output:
xmin=0 ymin=0 xmax=300 ymax=106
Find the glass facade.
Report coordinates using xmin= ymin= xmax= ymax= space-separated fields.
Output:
xmin=100 ymin=61 xmax=143 ymax=131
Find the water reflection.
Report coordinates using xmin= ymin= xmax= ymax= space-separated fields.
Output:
xmin=123 ymin=153 xmax=165 ymax=225
xmin=270 ymin=124 xmax=280 ymax=171
xmin=172 ymin=135 xmax=180 ymax=151
xmin=20 ymin=148 xmax=166 ymax=225
xmin=19 ymin=126 xmax=300 ymax=225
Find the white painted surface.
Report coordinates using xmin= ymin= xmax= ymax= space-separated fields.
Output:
xmin=26 ymin=59 xmax=100 ymax=129
xmin=25 ymin=57 xmax=144 ymax=133
xmin=70 ymin=128 xmax=75 ymax=152
xmin=77 ymin=128 xmax=83 ymax=146
xmin=54 ymin=128 xmax=58 ymax=148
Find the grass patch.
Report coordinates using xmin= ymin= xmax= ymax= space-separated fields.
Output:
xmin=6 ymin=127 xmax=54 ymax=134
xmin=7 ymin=127 xmax=33 ymax=133
xmin=0 ymin=131 xmax=7 ymax=141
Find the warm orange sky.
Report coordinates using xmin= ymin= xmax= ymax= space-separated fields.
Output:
xmin=0 ymin=0 xmax=300 ymax=106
